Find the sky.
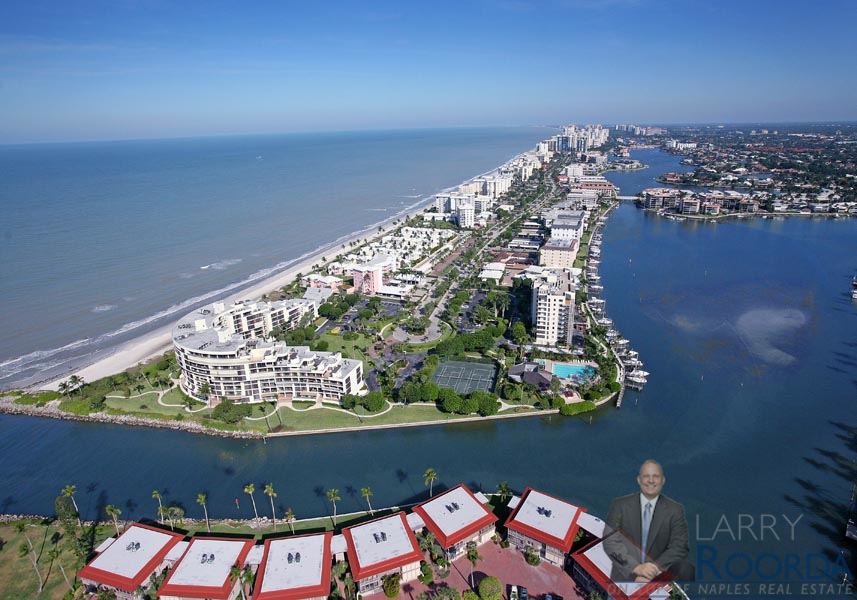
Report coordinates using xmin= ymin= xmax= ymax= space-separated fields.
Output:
xmin=1 ymin=0 xmax=856 ymax=143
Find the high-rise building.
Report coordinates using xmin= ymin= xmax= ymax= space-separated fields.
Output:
xmin=530 ymin=268 xmax=576 ymax=347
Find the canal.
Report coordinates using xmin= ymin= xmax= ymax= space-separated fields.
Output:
xmin=1 ymin=149 xmax=855 ymax=589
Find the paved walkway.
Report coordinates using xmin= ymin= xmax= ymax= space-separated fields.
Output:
xmin=362 ymin=543 xmax=584 ymax=600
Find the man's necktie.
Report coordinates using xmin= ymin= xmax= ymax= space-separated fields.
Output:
xmin=642 ymin=502 xmax=652 ymax=562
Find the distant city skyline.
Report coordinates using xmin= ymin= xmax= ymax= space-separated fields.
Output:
xmin=1 ymin=0 xmax=856 ymax=144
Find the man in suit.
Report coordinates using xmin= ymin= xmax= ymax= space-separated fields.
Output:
xmin=605 ymin=459 xmax=694 ymax=582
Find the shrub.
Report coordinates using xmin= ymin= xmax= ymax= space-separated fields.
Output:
xmin=363 ymin=392 xmax=385 ymax=413
xmin=478 ymin=576 xmax=503 ymax=600
xmin=500 ymin=539 xmax=510 ymax=549
xmin=341 ymin=394 xmax=359 ymax=409
xmin=314 ymin=340 xmax=330 ymax=351
xmin=211 ymin=398 xmax=252 ymax=423
xmin=463 ymin=591 xmax=480 ymax=600
xmin=382 ymin=572 xmax=401 ymax=599
xmin=524 ymin=547 xmax=541 ymax=566
xmin=418 ymin=562 xmax=434 ymax=585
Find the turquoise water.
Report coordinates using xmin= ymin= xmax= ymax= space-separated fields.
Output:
xmin=551 ymin=363 xmax=596 ymax=380
xmin=0 ymin=127 xmax=547 ymax=388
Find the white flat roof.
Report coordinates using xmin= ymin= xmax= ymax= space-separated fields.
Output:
xmin=507 ymin=495 xmax=521 ymax=509
xmin=168 ymin=538 xmax=247 ymax=588
xmin=246 ymin=545 xmax=265 ymax=566
xmin=94 ymin=536 xmax=116 ymax=554
xmin=166 ymin=541 xmax=189 ymax=562
xmin=577 ymin=512 xmax=607 ymax=538
xmin=260 ymin=535 xmax=326 ymax=593
xmin=88 ymin=525 xmax=176 ymax=580
xmin=419 ymin=487 xmax=488 ymax=538
xmin=349 ymin=514 xmax=417 ymax=568
xmin=513 ymin=489 xmax=580 ymax=541
xmin=406 ymin=512 xmax=426 ymax=531
xmin=331 ymin=534 xmax=347 ymax=555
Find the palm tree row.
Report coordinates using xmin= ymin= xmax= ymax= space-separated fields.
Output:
xmin=65 ymin=467 xmax=445 ymax=544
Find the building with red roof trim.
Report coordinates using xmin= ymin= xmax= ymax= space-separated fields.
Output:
xmin=571 ymin=532 xmax=674 ymax=600
xmin=504 ymin=487 xmax=585 ymax=566
xmin=252 ymin=532 xmax=333 ymax=600
xmin=342 ymin=512 xmax=422 ymax=594
xmin=158 ymin=536 xmax=254 ymax=600
xmin=412 ymin=484 xmax=497 ymax=558
xmin=78 ymin=522 xmax=184 ymax=598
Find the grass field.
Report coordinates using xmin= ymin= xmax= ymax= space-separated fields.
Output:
xmin=317 ymin=331 xmax=371 ymax=369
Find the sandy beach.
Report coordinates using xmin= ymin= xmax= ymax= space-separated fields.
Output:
xmin=36 ymin=148 xmax=530 ymax=392
xmin=41 ymin=200 xmax=435 ymax=391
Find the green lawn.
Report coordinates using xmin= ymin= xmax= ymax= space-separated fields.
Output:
xmin=269 ymin=403 xmax=474 ymax=432
xmin=317 ymin=331 xmax=371 ymax=370
xmin=105 ymin=393 xmax=186 ymax=417
xmin=12 ymin=390 xmax=60 ymax=406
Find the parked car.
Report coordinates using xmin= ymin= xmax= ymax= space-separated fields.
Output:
xmin=519 ymin=587 xmax=529 ymax=600
xmin=508 ymin=586 xmax=519 ymax=600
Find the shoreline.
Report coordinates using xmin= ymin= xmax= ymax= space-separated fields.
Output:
xmin=32 ymin=154 xmax=525 ymax=392
xmin=638 ymin=205 xmax=856 ymax=222
xmin=0 ymin=392 xmax=564 ymax=438
xmin=7 ymin=143 xmax=532 ymax=393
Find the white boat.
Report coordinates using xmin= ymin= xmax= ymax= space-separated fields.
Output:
xmin=627 ymin=375 xmax=647 ymax=384
xmin=596 ymin=317 xmax=612 ymax=326
xmin=624 ymin=358 xmax=643 ymax=367
xmin=626 ymin=350 xmax=639 ymax=358
xmin=630 ymin=369 xmax=650 ymax=377
xmin=614 ymin=338 xmax=630 ymax=346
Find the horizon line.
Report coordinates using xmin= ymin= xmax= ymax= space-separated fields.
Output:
xmin=2 ymin=119 xmax=857 ymax=147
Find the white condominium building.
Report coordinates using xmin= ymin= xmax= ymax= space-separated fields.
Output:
xmin=173 ymin=300 xmax=364 ymax=404
xmin=531 ymin=268 xmax=576 ymax=347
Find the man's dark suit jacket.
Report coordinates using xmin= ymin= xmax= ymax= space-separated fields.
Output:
xmin=604 ymin=493 xmax=690 ymax=581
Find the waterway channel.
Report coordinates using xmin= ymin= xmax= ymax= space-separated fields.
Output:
xmin=1 ymin=149 xmax=855 ymax=590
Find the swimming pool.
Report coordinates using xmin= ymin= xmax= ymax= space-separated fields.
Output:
xmin=551 ymin=363 xmax=596 ymax=380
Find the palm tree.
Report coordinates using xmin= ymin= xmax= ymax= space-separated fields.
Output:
xmin=69 ymin=374 xmax=84 ymax=395
xmin=285 ymin=507 xmax=296 ymax=533
xmin=423 ymin=468 xmax=438 ymax=497
xmin=159 ymin=505 xmax=173 ymax=529
xmin=14 ymin=522 xmax=42 ymax=591
xmin=152 ymin=489 xmax=163 ymax=519
xmin=244 ymin=483 xmax=259 ymax=520
xmin=197 ymin=493 xmax=210 ymax=533
xmin=58 ymin=380 xmax=70 ymax=398
xmin=18 ymin=542 xmax=43 ymax=593
xmin=105 ymin=504 xmax=122 ymax=536
xmin=62 ymin=484 xmax=81 ymax=526
xmin=167 ymin=506 xmax=184 ymax=529
xmin=360 ymin=487 xmax=374 ymax=515
xmin=496 ymin=481 xmax=512 ymax=505
xmin=49 ymin=546 xmax=73 ymax=591
xmin=264 ymin=483 xmax=277 ymax=528
xmin=326 ymin=489 xmax=341 ymax=526
xmin=229 ymin=563 xmax=247 ymax=600
xmin=466 ymin=541 xmax=481 ymax=588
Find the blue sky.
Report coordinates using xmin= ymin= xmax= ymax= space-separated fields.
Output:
xmin=1 ymin=0 xmax=856 ymax=143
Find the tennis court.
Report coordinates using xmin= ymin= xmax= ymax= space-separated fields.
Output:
xmin=432 ymin=360 xmax=497 ymax=395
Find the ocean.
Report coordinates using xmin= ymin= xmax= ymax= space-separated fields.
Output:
xmin=0 ymin=127 xmax=548 ymax=388
xmin=1 ymin=149 xmax=855 ymax=593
